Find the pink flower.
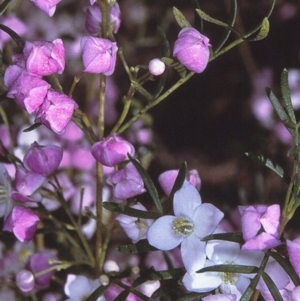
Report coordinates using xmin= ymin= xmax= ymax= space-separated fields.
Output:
xmin=238 ymin=204 xmax=281 ymax=251
xmin=16 ymin=270 xmax=35 ymax=293
xmin=91 ymin=134 xmax=135 ymax=167
xmin=148 ymin=58 xmax=165 ymax=76
xmin=81 ymin=36 xmax=118 ymax=75
xmin=30 ymin=0 xmax=63 ymax=17
xmin=23 ymin=39 xmax=65 ymax=75
xmin=3 ymin=206 xmax=40 ymax=243
xmin=35 ymin=90 xmax=78 ymax=134
xmin=23 ymin=142 xmax=63 ymax=176
xmin=173 ymin=27 xmax=210 ymax=73
xmin=287 ymin=236 xmax=300 ymax=275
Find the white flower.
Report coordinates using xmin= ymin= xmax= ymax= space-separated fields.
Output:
xmin=182 ymin=239 xmax=264 ymax=300
xmin=147 ymin=180 xmax=224 ymax=274
xmin=0 ymin=164 xmax=13 ymax=218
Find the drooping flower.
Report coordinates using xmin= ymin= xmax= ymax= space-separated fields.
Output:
xmin=81 ymin=36 xmax=118 ymax=75
xmin=147 ymin=181 xmax=224 ymax=274
xmin=148 ymin=58 xmax=165 ymax=76
xmin=30 ymin=0 xmax=63 ymax=17
xmin=173 ymin=27 xmax=210 ymax=73
xmin=91 ymin=134 xmax=135 ymax=167
xmin=238 ymin=204 xmax=281 ymax=251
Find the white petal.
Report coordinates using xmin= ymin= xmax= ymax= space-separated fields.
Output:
xmin=183 ymin=271 xmax=221 ymax=293
xmin=173 ymin=181 xmax=201 ymax=218
xmin=193 ymin=203 xmax=224 ymax=238
xmin=147 ymin=216 xmax=183 ymax=251
xmin=181 ymin=234 xmax=206 ymax=274
xmin=206 ymin=240 xmax=240 ymax=263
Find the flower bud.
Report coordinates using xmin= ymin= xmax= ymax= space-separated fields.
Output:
xmin=81 ymin=36 xmax=118 ymax=75
xmin=91 ymin=134 xmax=135 ymax=167
xmin=16 ymin=269 xmax=35 ymax=293
xmin=23 ymin=142 xmax=63 ymax=176
xmin=148 ymin=58 xmax=165 ymax=76
xmin=173 ymin=27 xmax=210 ymax=73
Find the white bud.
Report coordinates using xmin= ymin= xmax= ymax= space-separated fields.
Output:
xmin=148 ymin=58 xmax=165 ymax=76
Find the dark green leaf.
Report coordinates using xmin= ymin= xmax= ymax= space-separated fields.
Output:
xmin=23 ymin=122 xmax=42 ymax=132
xmin=0 ymin=23 xmax=24 ymax=49
xmin=197 ymin=264 xmax=259 ymax=274
xmin=151 ymin=280 xmax=181 ymax=298
xmin=163 ymin=161 xmax=187 ymax=214
xmin=270 ymin=252 xmax=300 ymax=286
xmin=86 ymin=285 xmax=109 ymax=301
xmin=102 ymin=202 xmax=161 ymax=219
xmin=128 ymin=155 xmax=163 ymax=213
xmin=0 ymin=0 xmax=12 ymax=15
xmin=175 ymin=292 xmax=209 ymax=301
xmin=262 ymin=271 xmax=284 ymax=301
xmin=202 ymin=232 xmax=244 ymax=243
xmin=113 ymin=289 xmax=130 ymax=301
xmin=240 ymin=273 xmax=260 ymax=301
xmin=173 ymin=7 xmax=191 ymax=28
xmin=118 ymin=240 xmax=158 ymax=254
xmin=281 ymin=69 xmax=296 ymax=123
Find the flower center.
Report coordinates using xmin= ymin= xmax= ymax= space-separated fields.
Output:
xmin=0 ymin=184 xmax=8 ymax=203
xmin=172 ymin=216 xmax=194 ymax=237
xmin=220 ymin=262 xmax=238 ymax=285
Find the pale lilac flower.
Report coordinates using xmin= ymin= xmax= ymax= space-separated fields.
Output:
xmin=85 ymin=2 xmax=121 ymax=35
xmin=182 ymin=239 xmax=264 ymax=298
xmin=116 ymin=202 xmax=154 ymax=243
xmin=64 ymin=274 xmax=105 ymax=301
xmin=81 ymin=36 xmax=118 ymax=75
xmin=16 ymin=269 xmax=35 ymax=292
xmin=287 ymin=236 xmax=300 ymax=275
xmin=30 ymin=0 xmax=63 ymax=17
xmin=106 ymin=162 xmax=146 ymax=200
xmin=158 ymin=169 xmax=201 ymax=196
xmin=239 ymin=204 xmax=281 ymax=251
xmin=292 ymin=286 xmax=300 ymax=301
xmin=0 ymin=164 xmax=13 ymax=218
xmin=173 ymin=27 xmax=211 ymax=73
xmin=91 ymin=134 xmax=135 ymax=167
xmin=148 ymin=58 xmax=165 ymax=76
xmin=35 ymin=91 xmax=79 ymax=134
xmin=23 ymin=39 xmax=65 ymax=75
xmin=202 ymin=294 xmax=237 ymax=301
xmin=147 ymin=181 xmax=224 ymax=274
xmin=3 ymin=205 xmax=40 ymax=243
xmin=23 ymin=142 xmax=63 ymax=176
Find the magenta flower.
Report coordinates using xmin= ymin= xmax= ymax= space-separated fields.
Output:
xmin=287 ymin=236 xmax=300 ymax=275
xmin=173 ymin=27 xmax=210 ymax=73
xmin=148 ymin=58 xmax=166 ymax=76
xmin=35 ymin=90 xmax=78 ymax=134
xmin=85 ymin=2 xmax=121 ymax=35
xmin=238 ymin=204 xmax=281 ymax=251
xmin=3 ymin=206 xmax=39 ymax=243
xmin=81 ymin=36 xmax=118 ymax=75
xmin=91 ymin=134 xmax=135 ymax=167
xmin=106 ymin=162 xmax=146 ymax=200
xmin=23 ymin=142 xmax=63 ymax=176
xmin=30 ymin=0 xmax=63 ymax=17
xmin=23 ymin=39 xmax=65 ymax=75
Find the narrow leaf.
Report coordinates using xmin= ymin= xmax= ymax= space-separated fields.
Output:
xmin=86 ymin=285 xmax=109 ymax=301
xmin=240 ymin=274 xmax=260 ymax=301
xmin=23 ymin=122 xmax=42 ymax=132
xmin=173 ymin=7 xmax=191 ymax=28
xmin=262 ymin=272 xmax=284 ymax=301
xmin=0 ymin=23 xmax=24 ymax=49
xmin=128 ymin=154 xmax=163 ymax=213
xmin=202 ymin=232 xmax=244 ymax=243
xmin=151 ymin=280 xmax=181 ymax=298
xmin=281 ymin=69 xmax=296 ymax=123
xmin=175 ymin=292 xmax=208 ymax=301
xmin=0 ymin=0 xmax=12 ymax=15
xmin=102 ymin=202 xmax=161 ymax=219
xmin=252 ymin=18 xmax=269 ymax=41
xmin=118 ymin=240 xmax=158 ymax=254
xmin=197 ymin=264 xmax=259 ymax=274
xmin=114 ymin=289 xmax=130 ymax=301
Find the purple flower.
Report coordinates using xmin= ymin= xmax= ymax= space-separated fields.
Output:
xmin=30 ymin=0 xmax=63 ymax=17
xmin=148 ymin=58 xmax=165 ymax=76
xmin=81 ymin=36 xmax=118 ymax=75
xmin=173 ymin=27 xmax=210 ymax=73
xmin=23 ymin=39 xmax=65 ymax=75
xmin=16 ymin=270 xmax=35 ymax=293
xmin=106 ymin=162 xmax=146 ymax=200
xmin=35 ymin=90 xmax=78 ymax=134
xmin=287 ymin=236 xmax=300 ymax=275
xmin=147 ymin=181 xmax=224 ymax=274
xmin=3 ymin=206 xmax=39 ymax=243
xmin=85 ymin=2 xmax=121 ymax=35
xmin=238 ymin=204 xmax=281 ymax=251
xmin=91 ymin=134 xmax=135 ymax=167
xmin=23 ymin=142 xmax=63 ymax=176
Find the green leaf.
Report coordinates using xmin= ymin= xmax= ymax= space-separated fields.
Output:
xmin=113 ymin=289 xmax=130 ymax=301
xmin=173 ymin=7 xmax=191 ymax=28
xmin=281 ymin=69 xmax=296 ymax=123
xmin=252 ymin=18 xmax=269 ymax=41
xmin=102 ymin=202 xmax=161 ymax=219
xmin=0 ymin=0 xmax=12 ymax=15
xmin=240 ymin=273 xmax=260 ymax=301
xmin=202 ymin=232 xmax=244 ymax=243
xmin=270 ymin=252 xmax=300 ymax=286
xmin=214 ymin=0 xmax=237 ymax=53
xmin=86 ymin=285 xmax=109 ymax=301
xmin=118 ymin=240 xmax=158 ymax=254
xmin=151 ymin=280 xmax=181 ymax=298
xmin=262 ymin=271 xmax=284 ymax=301
xmin=23 ymin=122 xmax=42 ymax=132
xmin=175 ymin=292 xmax=208 ymax=301
xmin=197 ymin=264 xmax=259 ymax=274
xmin=0 ymin=24 xmax=24 ymax=49
xmin=128 ymin=154 xmax=163 ymax=213
xmin=163 ymin=161 xmax=187 ymax=214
